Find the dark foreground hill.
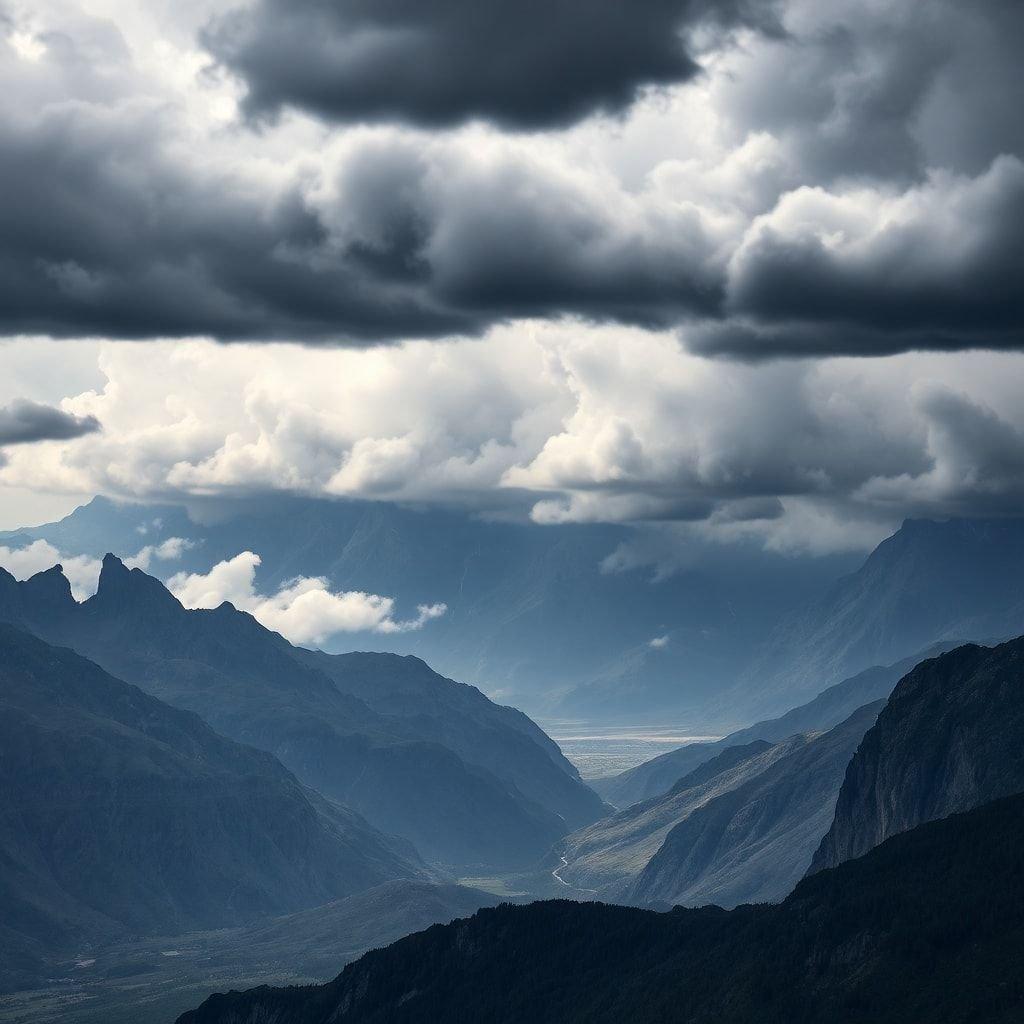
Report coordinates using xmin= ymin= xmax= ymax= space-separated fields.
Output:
xmin=180 ymin=793 xmax=1024 ymax=1024
xmin=811 ymin=636 xmax=1024 ymax=872
xmin=0 ymin=625 xmax=421 ymax=992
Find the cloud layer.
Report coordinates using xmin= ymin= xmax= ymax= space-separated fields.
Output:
xmin=0 ymin=0 xmax=1020 ymax=355
xmin=2 ymin=331 xmax=1022 ymax=553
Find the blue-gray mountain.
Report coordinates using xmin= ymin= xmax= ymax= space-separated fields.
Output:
xmin=594 ymin=642 xmax=961 ymax=809
xmin=0 ymin=624 xmax=422 ymax=992
xmin=0 ymin=555 xmax=606 ymax=870
xmin=734 ymin=517 xmax=1024 ymax=718
xmin=624 ymin=701 xmax=883 ymax=909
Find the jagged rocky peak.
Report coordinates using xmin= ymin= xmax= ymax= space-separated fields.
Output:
xmin=21 ymin=563 xmax=74 ymax=609
xmin=91 ymin=552 xmax=183 ymax=614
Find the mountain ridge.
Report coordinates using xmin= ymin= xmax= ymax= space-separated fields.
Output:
xmin=0 ymin=555 xmax=606 ymax=870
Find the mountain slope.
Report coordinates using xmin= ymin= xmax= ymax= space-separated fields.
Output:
xmin=178 ymin=792 xmax=1024 ymax=1024
xmin=296 ymin=648 xmax=604 ymax=832
xmin=0 ymin=624 xmax=421 ymax=991
xmin=811 ymin=636 xmax=1024 ymax=873
xmin=552 ymin=740 xmax=785 ymax=894
xmin=594 ymin=645 xmax=953 ymax=809
xmin=1 ymin=557 xmax=601 ymax=869
xmin=627 ymin=702 xmax=883 ymax=908
xmin=739 ymin=517 xmax=1024 ymax=717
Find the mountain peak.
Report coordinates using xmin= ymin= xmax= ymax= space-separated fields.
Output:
xmin=22 ymin=564 xmax=74 ymax=608
xmin=92 ymin=553 xmax=183 ymax=616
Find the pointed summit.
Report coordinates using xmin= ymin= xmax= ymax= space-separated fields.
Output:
xmin=97 ymin=552 xmax=131 ymax=589
xmin=91 ymin=553 xmax=183 ymax=617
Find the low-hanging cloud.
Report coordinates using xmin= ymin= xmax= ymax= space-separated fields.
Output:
xmin=0 ymin=399 xmax=100 ymax=445
xmin=167 ymin=551 xmax=447 ymax=645
xmin=203 ymin=0 xmax=777 ymax=130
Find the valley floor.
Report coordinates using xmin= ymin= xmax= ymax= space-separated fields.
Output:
xmin=540 ymin=722 xmax=723 ymax=779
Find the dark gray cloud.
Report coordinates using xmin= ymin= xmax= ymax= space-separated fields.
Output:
xmin=203 ymin=0 xmax=776 ymax=130
xmin=0 ymin=99 xmax=472 ymax=344
xmin=695 ymin=154 xmax=1024 ymax=359
xmin=0 ymin=0 xmax=1021 ymax=359
xmin=715 ymin=0 xmax=1024 ymax=185
xmin=0 ymin=399 xmax=100 ymax=444
xmin=0 ymin=20 xmax=723 ymax=345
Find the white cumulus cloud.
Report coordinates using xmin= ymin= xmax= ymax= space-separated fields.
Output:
xmin=166 ymin=551 xmax=447 ymax=645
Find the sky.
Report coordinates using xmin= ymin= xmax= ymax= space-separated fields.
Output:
xmin=1 ymin=0 xmax=1022 ymax=560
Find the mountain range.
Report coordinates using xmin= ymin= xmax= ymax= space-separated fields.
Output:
xmin=593 ymin=643 xmax=960 ymax=809
xmin=177 ymin=628 xmax=1024 ymax=1022
xmin=0 ymin=495 xmax=857 ymax=721
xmin=6 ymin=500 xmax=1024 ymax=724
xmin=0 ymin=555 xmax=605 ymax=871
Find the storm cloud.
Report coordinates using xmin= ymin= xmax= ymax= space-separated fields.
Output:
xmin=203 ymin=0 xmax=776 ymax=130
xmin=0 ymin=399 xmax=99 ymax=445
xmin=0 ymin=0 xmax=1021 ymax=357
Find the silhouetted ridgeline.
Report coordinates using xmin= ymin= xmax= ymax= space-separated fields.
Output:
xmin=179 ymin=794 xmax=1024 ymax=1024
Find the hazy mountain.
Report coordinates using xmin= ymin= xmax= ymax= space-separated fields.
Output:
xmin=178 ymin=793 xmax=1024 ymax=1024
xmin=0 ymin=494 xmax=854 ymax=720
xmin=551 ymin=740 xmax=785 ymax=894
xmin=736 ymin=517 xmax=1024 ymax=718
xmin=811 ymin=637 xmax=1024 ymax=873
xmin=0 ymin=556 xmax=605 ymax=870
xmin=593 ymin=644 xmax=956 ymax=809
xmin=0 ymin=624 xmax=421 ymax=992
xmin=296 ymin=648 xmax=601 ymax=833
xmin=626 ymin=702 xmax=883 ymax=908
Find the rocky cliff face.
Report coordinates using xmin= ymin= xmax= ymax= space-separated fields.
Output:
xmin=810 ymin=637 xmax=1024 ymax=873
